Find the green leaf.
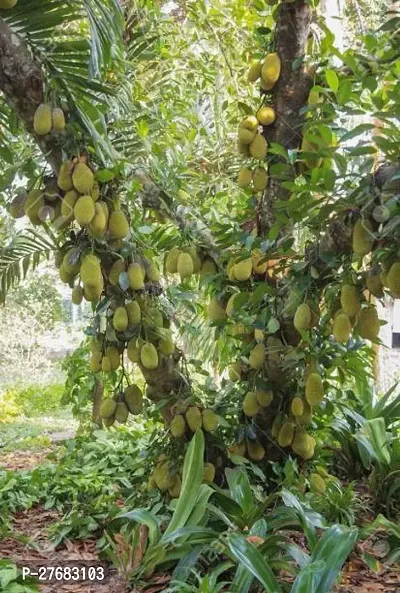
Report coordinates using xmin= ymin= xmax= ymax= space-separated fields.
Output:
xmin=325 ymin=70 xmax=339 ymax=93
xmin=118 ymin=508 xmax=161 ymax=546
xmin=291 ymin=560 xmax=326 ymax=593
xmin=229 ymin=533 xmax=283 ymax=593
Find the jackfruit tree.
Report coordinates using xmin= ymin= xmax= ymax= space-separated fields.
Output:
xmin=0 ymin=0 xmax=398 ymax=493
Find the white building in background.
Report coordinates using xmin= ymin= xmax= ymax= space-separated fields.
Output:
xmin=377 ymin=299 xmax=400 ymax=393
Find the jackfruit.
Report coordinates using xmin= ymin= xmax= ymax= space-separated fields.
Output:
xmin=247 ymin=440 xmax=265 ymax=461
xmin=186 ymin=247 xmax=201 ymax=273
xmin=229 ymin=441 xmax=247 ymax=457
xmin=386 ymin=262 xmax=400 ymax=293
xmin=294 ymin=303 xmax=312 ymax=332
xmin=241 ymin=115 xmax=259 ymax=131
xmin=154 ymin=462 xmax=176 ymax=491
xmin=109 ymin=209 xmax=129 ymax=239
xmin=292 ymin=429 xmax=314 ymax=460
xmin=90 ymin=351 xmax=102 ymax=373
xmin=103 ymin=415 xmax=115 ymax=428
xmin=88 ymin=202 xmax=107 ymax=237
xmin=309 ymin=472 xmax=326 ymax=494
xmin=58 ymin=162 xmax=73 ymax=192
xmin=341 ymin=285 xmax=360 ymax=317
xmin=291 ymin=397 xmax=304 ymax=417
xmin=260 ymin=78 xmax=275 ymax=91
xmin=200 ymin=258 xmax=217 ymax=276
xmin=63 ymin=248 xmax=80 ymax=276
xmin=106 ymin=346 xmax=120 ymax=371
xmin=127 ymin=339 xmax=140 ymax=363
xmin=203 ymin=463 xmax=215 ymax=482
xmin=227 ymin=257 xmax=237 ymax=281
xmin=144 ymin=307 xmax=164 ymax=328
xmin=61 ymin=190 xmax=78 ymax=219
xmin=90 ymin=180 xmax=101 ymax=202
xmin=177 ymin=252 xmax=194 ymax=280
xmin=146 ymin=262 xmax=160 ymax=282
xmin=356 ymin=306 xmax=380 ymax=340
xmin=248 ymin=59 xmax=262 ymax=82
xmin=83 ymin=279 xmax=103 ymax=302
xmin=278 ymin=422 xmax=295 ymax=447
xmin=352 ymin=219 xmax=373 ymax=256
xmin=252 ymin=250 xmax=268 ymax=274
xmin=72 ymin=163 xmax=94 ymax=194
xmin=252 ymin=167 xmax=268 ymax=192
xmin=113 ymin=307 xmax=128 ymax=332
xmin=249 ymin=343 xmax=265 ymax=369
xmin=124 ymin=384 xmax=143 ymax=415
xmin=90 ymin=337 xmax=102 ymax=353
xmin=333 ymin=313 xmax=352 ymax=343
xmin=226 ymin=293 xmax=239 ymax=317
xmin=305 ymin=373 xmax=324 ymax=406
xmin=366 ymin=271 xmax=384 ymax=298
xmin=0 ymin=0 xmax=17 ymax=9
xmin=33 ymin=103 xmax=52 ymax=136
xmin=101 ymin=356 xmax=112 ymax=372
xmin=243 ymin=392 xmax=260 ymax=417
xmin=166 ymin=248 xmax=181 ymax=274
xmin=256 ymin=390 xmax=273 ymax=407
xmin=202 ymin=409 xmax=218 ymax=432
xmin=249 ymin=134 xmax=268 ymax=159
xmin=59 ymin=265 xmax=74 ymax=284
xmin=100 ymin=398 xmax=117 ymax=419
xmin=256 ymin=106 xmax=276 ymax=126
xmin=128 ymin=263 xmax=145 ymax=290
xmin=228 ymin=362 xmax=241 ymax=382
xmin=74 ymin=195 xmax=95 ymax=226
xmin=261 ymin=53 xmax=281 ymax=86
xmin=234 ymin=258 xmax=252 ymax=281
xmin=24 ymin=189 xmax=45 ymax=224
xmin=238 ymin=141 xmax=250 ymax=156
xmin=271 ymin=415 xmax=283 ymax=438
xmin=169 ymin=475 xmax=182 ymax=498
xmin=185 ymin=406 xmax=203 ymax=432
xmin=9 ymin=194 xmax=26 ymax=219
xmin=238 ymin=127 xmax=256 ymax=144
xmin=72 ymin=285 xmax=83 ymax=305
xmin=115 ymin=402 xmax=129 ymax=424
xmin=238 ymin=167 xmax=253 ymax=189
xmin=301 ymin=138 xmax=322 ymax=169
xmin=125 ymin=301 xmax=141 ymax=326
xmin=80 ymin=254 xmax=101 ymax=285
xmin=159 ymin=333 xmax=175 ymax=355
xmin=208 ymin=298 xmax=227 ymax=322
xmin=52 ymin=108 xmax=65 ymax=132
xmin=171 ymin=414 xmax=186 ymax=438
xmin=141 ymin=342 xmax=159 ymax=370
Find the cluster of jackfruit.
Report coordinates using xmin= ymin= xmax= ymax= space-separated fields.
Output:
xmin=237 ymin=116 xmax=268 ymax=160
xmin=148 ymin=457 xmax=216 ymax=497
xmin=170 ymin=406 xmax=219 ymax=437
xmin=331 ymin=283 xmax=382 ymax=344
xmin=238 ymin=166 xmax=269 ymax=191
xmin=57 ymin=250 xmax=104 ymax=303
xmin=242 ymin=389 xmax=274 ymax=417
xmin=224 ymin=250 xmax=268 ymax=285
xmin=99 ymin=383 xmax=143 ymax=427
xmin=165 ymin=246 xmax=217 ymax=281
xmin=33 ymin=103 xmax=65 ymax=135
xmin=247 ymin=52 xmax=281 ymax=92
xmin=108 ymin=257 xmax=160 ymax=291
xmin=273 ymin=415 xmax=316 ymax=460
xmin=229 ymin=439 xmax=265 ymax=461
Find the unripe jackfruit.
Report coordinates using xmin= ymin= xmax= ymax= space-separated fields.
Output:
xmin=126 ymin=301 xmax=141 ymax=326
xmin=356 ymin=306 xmax=380 ymax=340
xmin=177 ymin=252 xmax=194 ymax=280
xmin=185 ymin=406 xmax=202 ymax=432
xmin=101 ymin=356 xmax=112 ymax=373
xmin=238 ymin=127 xmax=256 ymax=144
xmin=109 ymin=210 xmax=129 ymax=239
xmin=229 ymin=441 xmax=247 ymax=457
xmin=169 ymin=475 xmax=182 ymax=498
xmin=52 ymin=108 xmax=65 ymax=132
xmin=58 ymin=162 xmax=74 ymax=192
xmin=241 ymin=115 xmax=259 ymax=131
xmin=341 ymin=285 xmax=360 ymax=317
xmin=24 ymin=189 xmax=44 ymax=224
xmin=252 ymin=167 xmax=268 ymax=192
xmin=252 ymin=250 xmax=268 ymax=274
xmin=128 ymin=263 xmax=145 ymax=290
xmin=256 ymin=106 xmax=276 ymax=126
xmin=171 ymin=415 xmax=186 ymax=438
xmin=146 ymin=262 xmax=160 ymax=282
xmin=166 ymin=248 xmax=181 ymax=274
xmin=100 ymin=398 xmax=117 ymax=419
xmin=243 ymin=392 xmax=260 ymax=417
xmin=141 ymin=342 xmax=159 ymax=370
xmin=0 ymin=0 xmax=17 ymax=9
xmin=33 ymin=104 xmax=52 ymax=136
xmin=127 ymin=339 xmax=140 ymax=363
xmin=247 ymin=59 xmax=262 ymax=82
xmin=352 ymin=219 xmax=373 ymax=256
xmin=238 ymin=167 xmax=253 ymax=188
xmin=247 ymin=440 xmax=265 ymax=461
xmin=158 ymin=333 xmax=175 ymax=355
xmin=291 ymin=397 xmax=304 ymax=417
xmin=72 ymin=163 xmax=94 ymax=194
xmin=249 ymin=343 xmax=265 ymax=369
xmin=271 ymin=415 xmax=283 ymax=438
xmin=61 ymin=190 xmax=78 ymax=219
xmin=249 ymin=134 xmax=268 ymax=159
xmin=63 ymin=248 xmax=80 ymax=276
xmin=72 ymin=285 xmax=83 ymax=305
xmin=256 ymin=390 xmax=273 ymax=407
xmin=124 ymin=385 xmax=143 ymax=415
xmin=366 ymin=271 xmax=384 ymax=298
xmin=292 ymin=429 xmax=315 ymax=460
xmin=202 ymin=409 xmax=218 ymax=432
xmin=333 ymin=313 xmax=352 ymax=343
xmin=74 ymin=195 xmax=95 ymax=226
xmin=261 ymin=53 xmax=281 ymax=86
xmin=113 ymin=307 xmax=128 ymax=332
xmin=106 ymin=346 xmax=120 ymax=371
xmin=309 ymin=472 xmax=326 ymax=494
xmin=305 ymin=373 xmax=324 ymax=406
xmin=234 ymin=258 xmax=252 ymax=281
xmin=387 ymin=262 xmax=400 ymax=293
xmin=203 ymin=463 xmax=215 ymax=482
xmin=90 ymin=351 xmax=102 ymax=373
xmin=88 ymin=202 xmax=107 ymax=237
xmin=80 ymin=254 xmax=101 ymax=286
xmin=200 ymin=258 xmax=217 ymax=276
xmin=294 ymin=303 xmax=312 ymax=332
xmin=108 ymin=260 xmax=125 ymax=286
xmin=278 ymin=422 xmax=295 ymax=447
xmin=228 ymin=362 xmax=241 ymax=382
xmin=186 ymin=247 xmax=201 ymax=273
xmin=208 ymin=298 xmax=227 ymax=322
xmin=154 ymin=462 xmax=175 ymax=491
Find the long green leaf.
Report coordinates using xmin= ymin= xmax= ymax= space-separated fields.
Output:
xmin=229 ymin=533 xmax=283 ymax=593
xmin=291 ymin=560 xmax=326 ymax=593
xmin=311 ymin=525 xmax=358 ymax=593
xmin=118 ymin=508 xmax=161 ymax=546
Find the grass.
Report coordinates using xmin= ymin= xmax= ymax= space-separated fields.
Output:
xmin=0 ymin=412 xmax=77 ymax=452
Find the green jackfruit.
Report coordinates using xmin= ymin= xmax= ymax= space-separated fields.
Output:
xmin=101 ymin=356 xmax=112 ymax=373
xmin=387 ymin=262 xmax=400 ymax=293
xmin=127 ymin=339 xmax=140 ymax=363
xmin=63 ymin=248 xmax=80 ymax=276
xmin=88 ymin=202 xmax=107 ymax=237
xmin=108 ymin=260 xmax=125 ymax=286
xmin=305 ymin=373 xmax=324 ymax=406
xmin=113 ymin=307 xmax=128 ymax=332
xmin=177 ymin=252 xmax=194 ymax=280
xmin=243 ymin=392 xmax=260 ymax=417
xmin=52 ymin=108 xmax=65 ymax=132
xmin=100 ymin=398 xmax=117 ymax=419
xmin=294 ymin=303 xmax=312 ymax=332
xmin=252 ymin=250 xmax=268 ymax=274
xmin=228 ymin=362 xmax=241 ymax=382
xmin=230 ymin=441 xmax=247 ymax=457
xmin=247 ymin=440 xmax=265 ymax=461
xmin=159 ymin=333 xmax=175 ymax=355
xmin=185 ymin=406 xmax=203 ymax=432
xmin=126 ymin=301 xmax=141 ymax=326
xmin=256 ymin=390 xmax=273 ymax=407
xmin=352 ymin=219 xmax=373 ymax=256
xmin=256 ymin=106 xmax=276 ymax=126
xmin=252 ymin=167 xmax=268 ymax=192
xmin=9 ymin=194 xmax=26 ymax=219
xmin=74 ymin=195 xmax=95 ymax=226
xmin=185 ymin=247 xmax=201 ymax=273
xmin=0 ymin=0 xmax=17 ymax=9
xmin=61 ymin=190 xmax=78 ymax=219
xmin=291 ymin=397 xmax=304 ymax=417
xmin=249 ymin=134 xmax=268 ymax=159
xmin=238 ymin=127 xmax=256 ymax=144
xmin=249 ymin=343 xmax=265 ymax=369
xmin=234 ymin=258 xmax=252 ymax=281
xmin=141 ymin=342 xmax=159 ymax=370
xmin=238 ymin=167 xmax=252 ymax=188
xmin=261 ymin=52 xmax=281 ymax=86
xmin=90 ymin=337 xmax=102 ymax=353
xmin=356 ymin=306 xmax=380 ymax=340
xmin=202 ymin=409 xmax=218 ymax=432
xmin=366 ymin=271 xmax=384 ymax=298
xmin=333 ymin=313 xmax=352 ymax=343
xmin=241 ymin=115 xmax=259 ymax=131
xmin=154 ymin=462 xmax=176 ymax=491
xmin=90 ymin=351 xmax=102 ymax=373
xmin=171 ymin=414 xmax=186 ymax=438
xmin=166 ymin=247 xmax=181 ymax=274
xmin=208 ymin=298 xmax=227 ymax=322
xmin=71 ymin=285 xmax=83 ymax=305
xmin=309 ymin=472 xmax=326 ymax=494
xmin=200 ymin=258 xmax=217 ymax=276
xmin=146 ymin=262 xmax=160 ymax=282
xmin=271 ymin=415 xmax=283 ymax=438
xmin=59 ymin=264 xmax=74 ymax=284
xmin=341 ymin=285 xmax=360 ymax=317
xmin=33 ymin=103 xmax=52 ymax=136
xmin=106 ymin=346 xmax=120 ymax=371
xmin=203 ymin=463 xmax=215 ymax=482
xmin=278 ymin=422 xmax=295 ymax=447
xmin=169 ymin=475 xmax=182 ymax=498
xmin=292 ymin=429 xmax=315 ymax=459
xmin=109 ymin=210 xmax=129 ymax=239
xmin=72 ymin=163 xmax=94 ymax=194
xmin=24 ymin=189 xmax=44 ymax=224
xmin=58 ymin=162 xmax=74 ymax=192
xmin=247 ymin=59 xmax=262 ymax=82
xmin=124 ymin=384 xmax=143 ymax=415
xmin=80 ymin=254 xmax=101 ymax=286
xmin=128 ymin=263 xmax=145 ymax=290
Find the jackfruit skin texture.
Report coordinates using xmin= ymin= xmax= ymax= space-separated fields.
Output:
xmin=241 ymin=115 xmax=259 ymax=131
xmin=24 ymin=189 xmax=45 ymax=224
xmin=352 ymin=219 xmax=373 ymax=256
xmin=256 ymin=390 xmax=273 ymax=407
xmin=340 ymin=285 xmax=360 ymax=317
xmin=115 ymin=402 xmax=129 ymax=423
xmin=90 ymin=351 xmax=102 ymax=373
xmin=294 ymin=303 xmax=312 ymax=332
xmin=74 ymin=195 xmax=95 ymax=225
xmin=248 ymin=59 xmax=262 ymax=82
xmin=61 ymin=189 xmax=79 ymax=219
xmin=278 ymin=422 xmax=295 ymax=447
xmin=128 ymin=263 xmax=145 ymax=290
xmin=33 ymin=104 xmax=52 ymax=136
xmin=171 ymin=414 xmax=186 ymax=438
xmin=202 ymin=409 xmax=218 ymax=432
xmin=52 ymin=108 xmax=65 ymax=132
xmin=261 ymin=53 xmax=281 ymax=86
xmin=356 ymin=306 xmax=380 ymax=340
xmin=238 ymin=167 xmax=253 ymax=188
xmin=249 ymin=134 xmax=268 ymax=159
xmin=243 ymin=392 xmax=260 ymax=417
xmin=234 ymin=258 xmax=252 ymax=281
xmin=101 ymin=356 xmax=112 ymax=373
xmin=333 ymin=313 xmax=352 ymax=343
xmin=109 ymin=210 xmax=129 ymax=239
xmin=271 ymin=415 xmax=282 ymax=438
xmin=292 ymin=429 xmax=315 ymax=459
xmin=386 ymin=262 xmax=400 ymax=294
xmin=154 ymin=462 xmax=176 ymax=491
xmin=366 ymin=272 xmax=384 ymax=298
xmin=247 ymin=440 xmax=265 ymax=461
xmin=108 ymin=260 xmax=125 ymax=286
xmin=100 ymin=398 xmax=117 ymax=419
xmin=249 ymin=343 xmax=265 ymax=370
xmin=200 ymin=258 xmax=217 ymax=276
xmin=185 ymin=406 xmax=203 ymax=432
xmin=88 ymin=202 xmax=107 ymax=237
xmin=305 ymin=373 xmax=324 ymax=406
xmin=166 ymin=248 xmax=181 ymax=273
xmin=228 ymin=362 xmax=241 ymax=382
xmin=106 ymin=346 xmax=120 ymax=371
xmin=159 ymin=333 xmax=175 ymax=355
xmin=230 ymin=441 xmax=247 ymax=457
xmin=186 ymin=247 xmax=201 ymax=273
xmin=124 ymin=384 xmax=143 ymax=415
xmin=59 ymin=264 xmax=74 ymax=284
xmin=80 ymin=254 xmax=101 ymax=285
xmin=113 ymin=307 xmax=129 ymax=332
xmin=0 ymin=0 xmax=18 ymax=9
xmin=127 ymin=339 xmax=140 ymax=363
xmin=252 ymin=167 xmax=268 ymax=192
xmin=146 ymin=262 xmax=160 ymax=282
xmin=256 ymin=106 xmax=276 ymax=126
xmin=203 ymin=463 xmax=216 ymax=482
xmin=126 ymin=301 xmax=141 ymax=326
xmin=72 ymin=285 xmax=83 ymax=305
xmin=208 ymin=298 xmax=227 ymax=322
xmin=291 ymin=397 xmax=304 ymax=417
xmin=177 ymin=252 xmax=194 ymax=279
xmin=169 ymin=475 xmax=182 ymax=498
xmin=238 ymin=127 xmax=256 ymax=144
xmin=309 ymin=472 xmax=326 ymax=494
xmin=140 ymin=342 xmax=159 ymax=370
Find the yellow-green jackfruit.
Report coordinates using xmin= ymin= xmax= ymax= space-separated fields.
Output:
xmin=109 ymin=210 xmax=129 ymax=239
xmin=386 ymin=262 xmax=400 ymax=294
xmin=341 ymin=285 xmax=360 ymax=317
xmin=154 ymin=462 xmax=176 ymax=491
xmin=309 ymin=472 xmax=326 ymax=494
xmin=169 ymin=475 xmax=182 ymax=498
xmin=166 ymin=247 xmax=181 ymax=274
xmin=0 ymin=0 xmax=17 ymax=9
xmin=72 ymin=162 xmax=94 ymax=194
xmin=74 ymin=195 xmax=95 ymax=226
xmin=208 ymin=298 xmax=227 ymax=322
xmin=185 ymin=406 xmax=203 ymax=432
xmin=124 ymin=384 xmax=143 ymax=415
xmin=278 ymin=422 xmax=295 ymax=447
xmin=158 ymin=333 xmax=175 ymax=355
xmin=253 ymin=167 xmax=268 ymax=192
xmin=352 ymin=219 xmax=373 ymax=256
xmin=228 ymin=362 xmax=241 ymax=382
xmin=243 ymin=392 xmax=260 ymax=417
xmin=100 ymin=398 xmax=117 ymax=419
xmin=171 ymin=415 xmax=186 ymax=438
xmin=294 ymin=303 xmax=312 ymax=332
xmin=305 ymin=373 xmax=324 ymax=406
xmin=126 ymin=301 xmax=141 ymax=326
xmin=177 ymin=252 xmax=194 ymax=280
xmin=200 ymin=258 xmax=217 ymax=276
xmin=256 ymin=390 xmax=273 ymax=407
xmin=58 ymin=162 xmax=74 ymax=192
xmin=256 ymin=106 xmax=276 ymax=126
xmin=128 ymin=263 xmax=145 ymax=290
xmin=52 ymin=108 xmax=65 ymax=132
xmin=291 ymin=397 xmax=304 ymax=417
xmin=33 ymin=103 xmax=52 ymax=136
xmin=61 ymin=190 xmax=78 ymax=219
xmin=249 ymin=343 xmax=265 ymax=369
xmin=249 ymin=134 xmax=268 ymax=159
xmin=113 ymin=307 xmax=128 ymax=332
xmin=234 ymin=258 xmax=252 ymax=281
xmin=141 ymin=342 xmax=159 ymax=370
xmin=203 ymin=463 xmax=216 ymax=482
xmin=106 ymin=346 xmax=120 ymax=371
xmin=146 ymin=262 xmax=160 ymax=282
xmin=333 ymin=313 xmax=352 ymax=343
xmin=247 ymin=440 xmax=265 ymax=461
xmin=72 ymin=285 xmax=83 ymax=305
xmin=24 ymin=189 xmax=44 ymax=224
xmin=247 ymin=59 xmax=262 ymax=83
xmin=238 ymin=167 xmax=253 ymax=189
xmin=261 ymin=53 xmax=281 ymax=86
xmin=127 ymin=339 xmax=140 ymax=363
xmin=202 ymin=409 xmax=218 ymax=432
xmin=356 ymin=306 xmax=380 ymax=340
xmin=238 ymin=127 xmax=256 ymax=145
xmin=63 ymin=248 xmax=80 ymax=276
xmin=90 ymin=351 xmax=102 ymax=373
xmin=80 ymin=254 xmax=101 ymax=286
xmin=366 ymin=271 xmax=384 ymax=298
